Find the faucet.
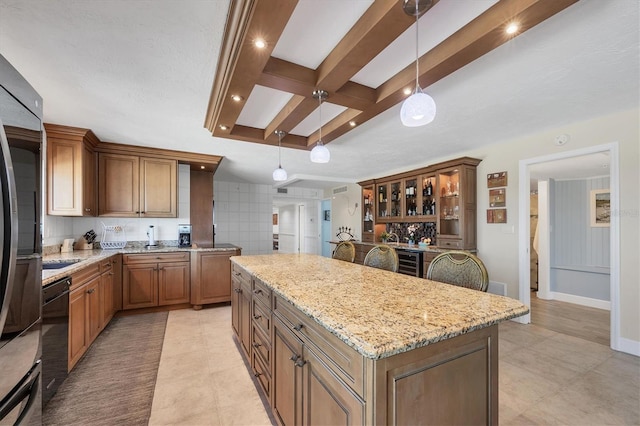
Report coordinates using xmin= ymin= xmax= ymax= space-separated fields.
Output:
xmin=386 ymin=233 xmax=399 ymax=244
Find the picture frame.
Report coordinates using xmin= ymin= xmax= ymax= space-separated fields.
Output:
xmin=324 ymin=210 xmax=331 ymax=221
xmin=489 ymin=188 xmax=506 ymax=207
xmin=487 ymin=171 xmax=507 ymax=188
xmin=590 ymin=189 xmax=610 ymax=227
xmin=487 ymin=208 xmax=507 ymax=224
xmin=272 ymin=213 xmax=278 ymax=225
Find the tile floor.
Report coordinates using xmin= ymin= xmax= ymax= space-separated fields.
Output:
xmin=149 ymin=305 xmax=640 ymax=425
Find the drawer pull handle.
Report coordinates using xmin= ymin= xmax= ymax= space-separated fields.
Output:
xmin=294 ymin=359 xmax=306 ymax=368
xmin=252 ymin=343 xmax=261 ymax=348
xmin=253 ymin=372 xmax=262 ymax=377
xmin=289 ymin=354 xmax=300 ymax=362
xmin=233 ymin=288 xmax=242 ymax=294
xmin=234 ymin=272 xmax=241 ymax=276
xmin=293 ymin=324 xmax=304 ymax=332
xmin=253 ymin=289 xmax=263 ymax=295
xmin=253 ymin=315 xmax=262 ymax=320
xmin=87 ymin=288 xmax=95 ymax=294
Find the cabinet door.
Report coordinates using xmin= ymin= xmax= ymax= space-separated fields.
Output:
xmin=231 ymin=276 xmax=241 ymax=336
xmin=273 ymin=317 xmax=304 ymax=426
xmin=302 ymin=346 xmax=364 ymax=426
xmin=47 ymin=138 xmax=84 ymax=216
xmin=240 ymin=282 xmax=252 ymax=358
xmin=82 ymin=144 xmax=96 ymax=215
xmin=191 ymin=252 xmax=233 ymax=306
xmin=437 ymin=167 xmax=461 ymax=240
xmin=122 ymin=263 xmax=157 ymax=309
xmin=98 ymin=153 xmax=139 ymax=217
xmin=158 ymin=261 xmax=190 ymax=306
xmin=101 ymin=268 xmax=115 ymax=326
xmin=86 ymin=276 xmax=102 ymax=344
xmin=139 ymin=157 xmax=177 ymax=217
xmin=361 ymin=185 xmax=375 ymax=242
xmin=69 ymin=286 xmax=88 ymax=370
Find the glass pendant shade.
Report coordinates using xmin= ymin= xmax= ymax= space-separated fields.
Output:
xmin=273 ymin=166 xmax=287 ymax=181
xmin=400 ymin=88 xmax=436 ymax=127
xmin=310 ymin=142 xmax=330 ymax=163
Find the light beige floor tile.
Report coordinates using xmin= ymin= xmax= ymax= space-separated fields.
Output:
xmin=499 ymin=322 xmax=557 ymax=347
xmin=160 ymin=335 xmax=208 ymax=359
xmin=216 ymin=394 xmax=272 ymax=426
xmin=152 ymin=373 xmax=217 ymax=412
xmin=210 ymin=367 xmax=262 ymax=409
xmin=502 ymin=346 xmax=584 ymax=385
xmin=157 ymin=348 xmax=212 ymax=381
xmin=149 ymin=404 xmax=220 ymax=426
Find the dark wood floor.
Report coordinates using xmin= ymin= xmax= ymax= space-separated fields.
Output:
xmin=530 ymin=291 xmax=610 ymax=346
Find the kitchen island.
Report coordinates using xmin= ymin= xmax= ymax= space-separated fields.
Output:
xmin=231 ymin=253 xmax=528 ymax=425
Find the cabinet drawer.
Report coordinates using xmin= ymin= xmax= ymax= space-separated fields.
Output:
xmin=274 ymin=295 xmax=365 ymax=398
xmin=252 ymin=325 xmax=271 ymax=367
xmin=232 ymin=263 xmax=251 ymax=287
xmin=99 ymin=257 xmax=113 ymax=273
xmin=253 ymin=299 xmax=271 ymax=337
xmin=123 ymin=252 xmax=189 ymax=264
xmin=71 ymin=263 xmax=101 ymax=289
xmin=252 ymin=347 xmax=271 ymax=399
xmin=252 ymin=278 xmax=272 ymax=309
xmin=437 ymin=239 xmax=462 ymax=249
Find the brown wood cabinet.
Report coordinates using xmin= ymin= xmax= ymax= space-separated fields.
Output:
xmin=122 ymin=252 xmax=190 ymax=310
xmin=98 ymin=153 xmax=177 ymax=217
xmin=360 ymin=157 xmax=480 ymax=249
xmin=45 ymin=124 xmax=99 ymax=216
xmin=190 ymin=249 xmax=240 ymax=309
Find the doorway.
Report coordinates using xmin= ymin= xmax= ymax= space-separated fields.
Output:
xmin=518 ymin=143 xmax=619 ymax=350
xmin=321 ymin=199 xmax=331 ymax=257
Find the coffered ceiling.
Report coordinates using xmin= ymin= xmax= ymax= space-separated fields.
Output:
xmin=0 ymin=0 xmax=637 ymax=190
xmin=205 ymin=0 xmax=579 ymax=150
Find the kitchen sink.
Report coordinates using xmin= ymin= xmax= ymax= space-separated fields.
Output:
xmin=42 ymin=260 xmax=80 ymax=270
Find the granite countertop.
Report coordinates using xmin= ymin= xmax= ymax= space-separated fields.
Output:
xmin=231 ymin=253 xmax=528 ymax=360
xmin=42 ymin=244 xmax=241 ymax=286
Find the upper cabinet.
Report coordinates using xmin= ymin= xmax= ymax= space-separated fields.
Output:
xmin=98 ymin=153 xmax=177 ymax=218
xmin=359 ymin=157 xmax=480 ymax=249
xmin=45 ymin=124 xmax=99 ymax=216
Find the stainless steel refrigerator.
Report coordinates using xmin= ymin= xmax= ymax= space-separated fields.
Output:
xmin=0 ymin=54 xmax=43 ymax=425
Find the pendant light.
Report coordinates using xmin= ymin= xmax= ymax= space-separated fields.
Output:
xmin=272 ymin=130 xmax=287 ymax=181
xmin=310 ymin=90 xmax=330 ymax=163
xmin=400 ymin=0 xmax=436 ymax=127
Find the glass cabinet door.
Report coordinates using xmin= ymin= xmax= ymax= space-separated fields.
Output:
xmin=389 ymin=181 xmax=403 ymax=219
xmin=362 ymin=186 xmax=374 ymax=235
xmin=421 ymin=175 xmax=436 ymax=217
xmin=404 ymin=178 xmax=418 ymax=217
xmin=376 ymin=184 xmax=388 ymax=220
xmin=438 ymin=168 xmax=461 ymax=238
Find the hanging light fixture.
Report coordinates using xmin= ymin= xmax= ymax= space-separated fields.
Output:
xmin=310 ymin=89 xmax=330 ymax=163
xmin=400 ymin=0 xmax=436 ymax=127
xmin=272 ymin=130 xmax=287 ymax=181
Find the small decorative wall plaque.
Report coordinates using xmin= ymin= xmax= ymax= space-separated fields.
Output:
xmin=590 ymin=189 xmax=610 ymax=227
xmin=489 ymin=188 xmax=506 ymax=207
xmin=487 ymin=171 xmax=507 ymax=188
xmin=487 ymin=208 xmax=507 ymax=223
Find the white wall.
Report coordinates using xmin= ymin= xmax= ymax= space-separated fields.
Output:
xmin=465 ymin=108 xmax=638 ymax=345
xmin=325 ymin=183 xmax=362 ymax=241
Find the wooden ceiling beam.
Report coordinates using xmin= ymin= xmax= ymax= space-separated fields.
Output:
xmin=230 ymin=124 xmax=308 ymax=148
xmin=205 ymin=0 xmax=298 ymax=138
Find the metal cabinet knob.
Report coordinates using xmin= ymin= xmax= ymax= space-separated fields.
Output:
xmin=293 ymin=324 xmax=304 ymax=331
xmin=252 ymin=342 xmax=261 ymax=348
xmin=294 ymin=359 xmax=306 ymax=368
xmin=253 ymin=289 xmax=263 ymax=295
xmin=289 ymin=354 xmax=300 ymax=362
xmin=253 ymin=315 xmax=262 ymax=320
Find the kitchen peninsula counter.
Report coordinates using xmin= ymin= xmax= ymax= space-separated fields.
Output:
xmin=42 ymin=244 xmax=241 ymax=286
xmin=232 ymin=253 xmax=527 ymax=359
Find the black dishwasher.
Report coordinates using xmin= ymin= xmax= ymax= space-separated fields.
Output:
xmin=42 ymin=277 xmax=70 ymax=406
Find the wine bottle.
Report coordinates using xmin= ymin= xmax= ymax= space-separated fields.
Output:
xmin=427 ymin=179 xmax=432 ymax=196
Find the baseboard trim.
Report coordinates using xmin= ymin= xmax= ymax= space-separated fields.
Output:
xmin=487 ymin=281 xmax=506 ymax=296
xmin=616 ymin=337 xmax=640 ymax=357
xmin=546 ymin=291 xmax=611 ymax=311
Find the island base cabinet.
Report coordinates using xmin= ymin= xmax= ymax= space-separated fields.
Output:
xmin=374 ymin=324 xmax=498 ymax=426
xmin=273 ymin=318 xmax=303 ymax=426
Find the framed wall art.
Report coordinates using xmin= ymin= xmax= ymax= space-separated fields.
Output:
xmin=487 ymin=171 xmax=507 ymax=188
xmin=489 ymin=188 xmax=506 ymax=207
xmin=487 ymin=208 xmax=507 ymax=224
xmin=590 ymin=189 xmax=610 ymax=227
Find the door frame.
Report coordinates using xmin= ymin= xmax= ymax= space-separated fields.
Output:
xmin=517 ymin=142 xmax=620 ymax=350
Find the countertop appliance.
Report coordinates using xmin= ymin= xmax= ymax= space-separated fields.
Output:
xmin=0 ymin=54 xmax=43 ymax=425
xmin=178 ymin=224 xmax=192 ymax=247
xmin=42 ymin=277 xmax=70 ymax=407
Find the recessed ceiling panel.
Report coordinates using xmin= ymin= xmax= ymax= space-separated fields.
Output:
xmin=236 ymin=85 xmax=294 ymax=129
xmin=290 ymin=102 xmax=347 ymax=137
xmin=352 ymin=0 xmax=498 ymax=88
xmin=271 ymin=0 xmax=374 ymax=69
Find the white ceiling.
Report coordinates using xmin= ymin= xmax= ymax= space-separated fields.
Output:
xmin=0 ymin=0 xmax=638 ymax=191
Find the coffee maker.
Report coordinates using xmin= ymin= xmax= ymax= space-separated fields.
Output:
xmin=178 ymin=224 xmax=192 ymax=247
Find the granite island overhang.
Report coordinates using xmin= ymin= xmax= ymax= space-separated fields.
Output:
xmin=230 ymin=253 xmax=528 ymax=425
